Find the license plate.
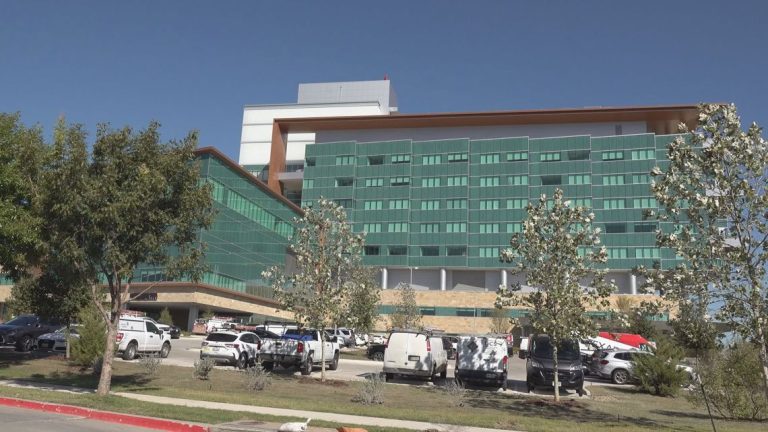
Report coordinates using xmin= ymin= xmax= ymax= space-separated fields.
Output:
xmin=486 ymin=373 xmax=497 ymax=378
xmin=213 ymin=347 xmax=219 ymax=352
xmin=408 ymin=355 xmax=420 ymax=361
xmin=552 ymin=381 xmax=561 ymax=387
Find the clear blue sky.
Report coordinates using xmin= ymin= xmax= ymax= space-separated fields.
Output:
xmin=2 ymin=1 xmax=766 ymax=161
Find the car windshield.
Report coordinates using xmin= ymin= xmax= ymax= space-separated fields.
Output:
xmin=532 ymin=337 xmax=580 ymax=360
xmin=205 ymin=333 xmax=237 ymax=342
xmin=5 ymin=316 xmax=36 ymax=326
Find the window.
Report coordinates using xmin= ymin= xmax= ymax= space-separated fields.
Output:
xmin=480 ymin=223 xmax=499 ymax=234
xmin=421 ymin=177 xmax=440 ymax=187
xmin=456 ymin=308 xmax=475 ymax=317
xmin=480 ymin=153 xmax=500 ymax=164
xmin=448 ymin=152 xmax=468 ymax=162
xmin=479 ymin=247 xmax=499 ymax=258
xmin=508 ymin=175 xmax=529 ymax=186
xmin=391 ymin=154 xmax=410 ymax=164
xmin=368 ymin=155 xmax=384 ymax=165
xmin=540 ymin=152 xmax=561 ymax=162
xmin=146 ymin=321 xmax=159 ymax=333
xmin=631 ymin=149 xmax=655 ymax=160
xmin=447 ymin=199 xmax=467 ymax=209
xmin=390 ymin=176 xmax=410 ymax=186
xmin=447 ymin=246 xmax=467 ymax=256
xmin=567 ymin=150 xmax=590 ymax=161
xmin=541 ymin=175 xmax=562 ymax=186
xmin=607 ymin=248 xmax=628 ymax=259
xmin=421 ymin=246 xmax=439 ymax=256
xmin=447 ymin=176 xmax=467 ymax=186
xmin=480 ymin=199 xmax=500 ymax=210
xmin=635 ymin=248 xmax=660 ymax=259
xmin=603 ymin=199 xmax=626 ymax=209
xmin=365 ymin=178 xmax=384 ymax=187
xmin=507 ymin=151 xmax=528 ymax=161
xmin=420 ymin=223 xmax=440 ymax=233
xmin=634 ymin=223 xmax=656 ymax=233
xmin=363 ymin=200 xmax=383 ymax=210
xmin=302 ymin=179 xmax=314 ymax=189
xmin=568 ymin=174 xmax=591 ymax=185
xmin=604 ymin=223 xmax=627 ymax=234
xmin=602 ymin=151 xmax=624 ymax=161
xmin=364 ymin=246 xmax=380 ymax=256
xmin=335 ymin=155 xmax=355 ymax=165
xmin=446 ymin=222 xmax=467 ymax=233
xmin=422 ymin=155 xmax=442 ymax=165
xmin=389 ymin=199 xmax=409 ymax=209
xmin=334 ymin=199 xmax=352 ymax=208
xmin=480 ymin=176 xmax=500 ymax=187
xmin=507 ymin=223 xmax=522 ymax=233
xmin=389 ymin=246 xmax=407 ymax=255
xmin=633 ymin=198 xmax=658 ymax=208
xmin=420 ymin=200 xmax=440 ymax=210
xmin=632 ymin=174 xmax=651 ymax=184
xmin=419 ymin=307 xmax=436 ymax=316
xmin=507 ymin=199 xmax=527 ymax=209
xmin=363 ymin=223 xmax=382 ymax=233
xmin=602 ymin=175 xmax=625 ymax=186
xmin=387 ymin=222 xmax=408 ymax=233
xmin=573 ymin=198 xmax=592 ymax=208
xmin=305 ymin=158 xmax=316 ymax=167
xmin=335 ymin=177 xmax=353 ymax=187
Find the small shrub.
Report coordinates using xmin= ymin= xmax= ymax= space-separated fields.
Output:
xmin=139 ymin=353 xmax=163 ymax=378
xmin=443 ymin=378 xmax=467 ymax=407
xmin=193 ymin=358 xmax=215 ymax=380
xmin=353 ymin=373 xmax=385 ymax=405
xmin=634 ymin=338 xmax=688 ymax=397
xmin=71 ymin=303 xmax=106 ymax=367
xmin=688 ymin=343 xmax=768 ymax=420
xmin=243 ymin=365 xmax=272 ymax=391
xmin=158 ymin=307 xmax=174 ymax=325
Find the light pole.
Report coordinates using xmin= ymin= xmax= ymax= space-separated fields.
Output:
xmin=409 ymin=266 xmax=418 ymax=287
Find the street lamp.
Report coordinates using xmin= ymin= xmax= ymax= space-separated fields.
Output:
xmin=409 ymin=266 xmax=419 ymax=287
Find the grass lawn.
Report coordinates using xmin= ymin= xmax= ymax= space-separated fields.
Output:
xmin=340 ymin=348 xmax=371 ymax=360
xmin=1 ymin=353 xmax=766 ymax=432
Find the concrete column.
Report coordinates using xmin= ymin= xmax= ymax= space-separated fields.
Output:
xmin=440 ymin=268 xmax=447 ymax=291
xmin=381 ymin=268 xmax=388 ymax=290
xmin=500 ymin=269 xmax=508 ymax=289
xmin=186 ymin=305 xmax=199 ymax=332
xmin=630 ymin=273 xmax=637 ymax=295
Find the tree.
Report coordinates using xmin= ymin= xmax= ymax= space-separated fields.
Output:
xmin=71 ymin=302 xmax=107 ymax=367
xmin=341 ymin=267 xmax=381 ymax=334
xmin=158 ymin=307 xmax=174 ymax=325
xmin=633 ymin=337 xmax=689 ymax=397
xmin=389 ymin=282 xmax=422 ymax=331
xmin=26 ymin=120 xmax=213 ymax=395
xmin=642 ymin=103 xmax=768 ymax=400
xmin=262 ymin=198 xmax=367 ymax=382
xmin=496 ymin=188 xmax=615 ymax=401
xmin=489 ymin=308 xmax=512 ymax=334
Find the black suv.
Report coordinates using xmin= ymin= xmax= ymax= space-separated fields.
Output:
xmin=525 ymin=334 xmax=585 ymax=396
xmin=0 ymin=315 xmax=62 ymax=352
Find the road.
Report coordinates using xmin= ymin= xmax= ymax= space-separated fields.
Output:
xmin=0 ymin=405 xmax=163 ymax=432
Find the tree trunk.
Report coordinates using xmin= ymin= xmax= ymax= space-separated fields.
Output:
xmin=756 ymin=324 xmax=768 ymax=404
xmin=553 ymin=344 xmax=560 ymax=403
xmin=96 ymin=312 xmax=118 ymax=395
xmin=320 ymin=329 xmax=326 ymax=382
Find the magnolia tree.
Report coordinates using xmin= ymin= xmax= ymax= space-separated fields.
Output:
xmin=341 ymin=266 xmax=381 ymax=335
xmin=262 ymin=198 xmax=369 ymax=381
xmin=389 ymin=282 xmax=422 ymax=330
xmin=496 ymin=188 xmax=615 ymax=401
xmin=639 ymin=103 xmax=768 ymax=400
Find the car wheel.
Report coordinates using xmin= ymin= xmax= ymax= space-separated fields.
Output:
xmin=262 ymin=362 xmax=274 ymax=371
xmin=526 ymin=380 xmax=534 ymax=393
xmin=501 ymin=371 xmax=508 ymax=391
xmin=237 ymin=353 xmax=248 ymax=369
xmin=122 ymin=342 xmax=137 ymax=360
xmin=611 ymin=369 xmax=629 ymax=385
xmin=300 ymin=356 xmax=313 ymax=376
xmin=373 ymin=352 xmax=384 ymax=361
xmin=440 ymin=367 xmax=447 ymax=379
xmin=159 ymin=342 xmax=171 ymax=359
xmin=385 ymin=373 xmax=393 ymax=382
xmin=329 ymin=352 xmax=339 ymax=371
xmin=577 ymin=387 xmax=585 ymax=397
xmin=15 ymin=335 xmax=34 ymax=352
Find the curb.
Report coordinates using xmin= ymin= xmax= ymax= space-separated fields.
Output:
xmin=0 ymin=396 xmax=209 ymax=432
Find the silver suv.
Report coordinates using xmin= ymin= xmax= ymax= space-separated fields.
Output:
xmin=592 ymin=349 xmax=651 ymax=384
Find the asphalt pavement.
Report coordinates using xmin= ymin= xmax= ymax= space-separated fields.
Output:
xmin=0 ymin=405 xmax=162 ymax=432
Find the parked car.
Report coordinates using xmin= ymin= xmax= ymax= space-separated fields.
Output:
xmin=518 ymin=336 xmax=529 ymax=359
xmin=328 ymin=328 xmax=355 ymax=348
xmin=455 ymin=335 xmax=509 ymax=390
xmin=0 ymin=315 xmax=62 ymax=352
xmin=367 ymin=343 xmax=386 ymax=361
xmin=36 ymin=325 xmax=81 ymax=352
xmin=370 ymin=334 xmax=385 ymax=345
xmin=116 ymin=315 xmax=172 ymax=360
xmin=592 ymin=349 xmax=693 ymax=384
xmin=156 ymin=323 xmax=181 ymax=339
xmin=525 ymin=334 xmax=585 ymax=396
xmin=442 ymin=337 xmax=457 ymax=360
xmin=383 ymin=330 xmax=448 ymax=382
xmin=259 ymin=328 xmax=340 ymax=375
xmin=200 ymin=331 xmax=261 ymax=369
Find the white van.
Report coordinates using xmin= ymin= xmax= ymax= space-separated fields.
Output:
xmin=455 ymin=335 xmax=509 ymax=390
xmin=116 ymin=315 xmax=172 ymax=360
xmin=383 ymin=330 xmax=448 ymax=382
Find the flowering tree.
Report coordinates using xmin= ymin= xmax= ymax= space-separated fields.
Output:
xmin=641 ymin=103 xmax=768 ymax=400
xmin=389 ymin=282 xmax=422 ymax=330
xmin=262 ymin=198 xmax=368 ymax=381
xmin=496 ymin=188 xmax=615 ymax=401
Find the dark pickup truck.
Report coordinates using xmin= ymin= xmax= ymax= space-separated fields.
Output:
xmin=367 ymin=343 xmax=385 ymax=361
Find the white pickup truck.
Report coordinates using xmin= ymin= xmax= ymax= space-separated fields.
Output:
xmin=259 ymin=328 xmax=340 ymax=375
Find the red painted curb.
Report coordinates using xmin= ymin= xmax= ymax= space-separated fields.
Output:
xmin=0 ymin=396 xmax=209 ymax=432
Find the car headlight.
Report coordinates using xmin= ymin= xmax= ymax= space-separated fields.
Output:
xmin=569 ymin=364 xmax=581 ymax=371
xmin=531 ymin=359 xmax=544 ymax=369
xmin=7 ymin=330 xmax=16 ymax=336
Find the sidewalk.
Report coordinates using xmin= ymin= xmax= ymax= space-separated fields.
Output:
xmin=0 ymin=379 xmax=517 ymax=432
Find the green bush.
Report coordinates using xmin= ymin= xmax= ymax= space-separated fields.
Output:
xmin=688 ymin=343 xmax=768 ymax=420
xmin=70 ymin=303 xmax=106 ymax=368
xmin=158 ymin=307 xmax=173 ymax=325
xmin=633 ymin=337 xmax=689 ymax=397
